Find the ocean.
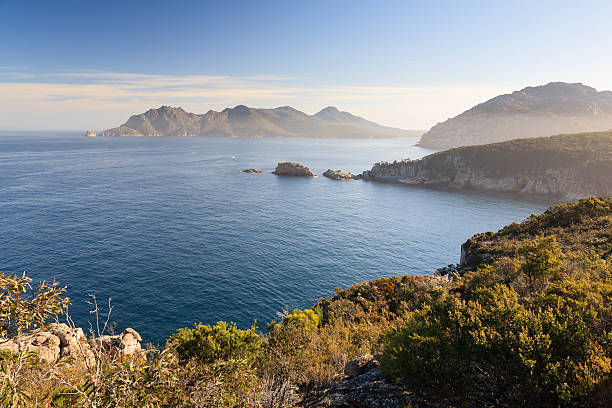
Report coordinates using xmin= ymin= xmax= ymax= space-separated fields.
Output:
xmin=0 ymin=133 xmax=553 ymax=343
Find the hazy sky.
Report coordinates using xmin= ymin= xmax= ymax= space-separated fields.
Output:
xmin=1 ymin=0 xmax=612 ymax=130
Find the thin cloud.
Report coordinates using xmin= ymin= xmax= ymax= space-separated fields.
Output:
xmin=0 ymin=70 xmax=513 ymax=130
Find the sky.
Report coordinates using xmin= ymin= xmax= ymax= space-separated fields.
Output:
xmin=1 ymin=0 xmax=612 ymax=131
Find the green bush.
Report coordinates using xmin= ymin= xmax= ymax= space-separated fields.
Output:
xmin=381 ymin=243 xmax=612 ymax=407
xmin=167 ymin=321 xmax=262 ymax=365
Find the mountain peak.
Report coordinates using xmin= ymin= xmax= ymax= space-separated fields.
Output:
xmin=317 ymin=106 xmax=340 ymax=114
xmin=419 ymin=82 xmax=612 ymax=149
xmin=100 ymin=104 xmax=420 ymax=138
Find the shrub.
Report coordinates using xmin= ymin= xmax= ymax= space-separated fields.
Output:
xmin=381 ymin=247 xmax=612 ymax=407
xmin=167 ymin=321 xmax=262 ymax=365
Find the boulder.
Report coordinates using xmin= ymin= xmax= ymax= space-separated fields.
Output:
xmin=97 ymin=328 xmax=142 ymax=357
xmin=242 ymin=168 xmax=264 ymax=173
xmin=272 ymin=162 xmax=315 ymax=177
xmin=0 ymin=330 xmax=61 ymax=362
xmin=48 ymin=323 xmax=95 ymax=364
xmin=322 ymin=169 xmax=362 ymax=180
xmin=344 ymin=354 xmax=380 ymax=378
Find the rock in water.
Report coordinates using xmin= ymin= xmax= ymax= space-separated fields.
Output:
xmin=272 ymin=162 xmax=315 ymax=177
xmin=322 ymin=169 xmax=362 ymax=180
xmin=241 ymin=168 xmax=264 ymax=173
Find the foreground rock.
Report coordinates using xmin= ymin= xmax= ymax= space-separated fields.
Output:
xmin=314 ymin=355 xmax=411 ymax=407
xmin=0 ymin=324 xmax=143 ymax=364
xmin=344 ymin=354 xmax=379 ymax=377
xmin=322 ymin=169 xmax=362 ymax=180
xmin=363 ymin=132 xmax=612 ymax=200
xmin=242 ymin=168 xmax=264 ymax=173
xmin=322 ymin=369 xmax=412 ymax=408
xmin=272 ymin=162 xmax=315 ymax=177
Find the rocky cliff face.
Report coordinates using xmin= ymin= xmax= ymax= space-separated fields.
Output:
xmin=419 ymin=82 xmax=612 ymax=149
xmin=364 ymin=132 xmax=612 ymax=199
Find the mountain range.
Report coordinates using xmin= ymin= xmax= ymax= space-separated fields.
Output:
xmin=99 ymin=105 xmax=423 ymax=139
xmin=418 ymin=82 xmax=612 ymax=149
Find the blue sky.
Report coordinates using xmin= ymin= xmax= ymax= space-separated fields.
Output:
xmin=1 ymin=0 xmax=612 ymax=130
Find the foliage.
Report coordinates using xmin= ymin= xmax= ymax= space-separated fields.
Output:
xmin=0 ymin=271 xmax=70 ymax=338
xmin=166 ymin=321 xmax=263 ymax=365
xmin=381 ymin=233 xmax=612 ymax=407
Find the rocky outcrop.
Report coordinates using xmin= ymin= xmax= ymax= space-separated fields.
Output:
xmin=0 ymin=325 xmax=143 ymax=363
xmin=272 ymin=162 xmax=315 ymax=177
xmin=364 ymin=132 xmax=612 ymax=199
xmin=317 ymin=355 xmax=411 ymax=407
xmin=419 ymin=82 xmax=612 ymax=149
xmin=242 ymin=168 xmax=264 ymax=173
xmin=344 ymin=354 xmax=379 ymax=377
xmin=322 ymin=169 xmax=362 ymax=180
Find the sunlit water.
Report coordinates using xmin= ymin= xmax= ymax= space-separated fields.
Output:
xmin=0 ymin=133 xmax=554 ymax=342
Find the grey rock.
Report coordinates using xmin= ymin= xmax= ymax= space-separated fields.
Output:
xmin=344 ymin=354 xmax=379 ymax=378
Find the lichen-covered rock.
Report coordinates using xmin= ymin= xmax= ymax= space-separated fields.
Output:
xmin=322 ymin=368 xmax=412 ymax=407
xmin=344 ymin=354 xmax=379 ymax=378
xmin=272 ymin=162 xmax=315 ymax=177
xmin=322 ymin=169 xmax=362 ymax=180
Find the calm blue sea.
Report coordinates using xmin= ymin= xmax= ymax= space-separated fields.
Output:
xmin=0 ymin=133 xmax=553 ymax=343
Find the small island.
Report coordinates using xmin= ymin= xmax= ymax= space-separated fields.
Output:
xmin=241 ymin=169 xmax=264 ymax=173
xmin=322 ymin=169 xmax=362 ymax=180
xmin=272 ymin=162 xmax=315 ymax=177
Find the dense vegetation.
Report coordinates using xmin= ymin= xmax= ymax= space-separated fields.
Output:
xmin=442 ymin=131 xmax=612 ymax=178
xmin=1 ymin=197 xmax=610 ymax=407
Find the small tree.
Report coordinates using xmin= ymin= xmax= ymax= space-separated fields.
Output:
xmin=517 ymin=235 xmax=564 ymax=289
xmin=0 ymin=271 xmax=70 ymax=338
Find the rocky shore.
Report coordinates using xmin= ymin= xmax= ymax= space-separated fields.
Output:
xmin=362 ymin=132 xmax=612 ymax=199
xmin=272 ymin=162 xmax=315 ymax=177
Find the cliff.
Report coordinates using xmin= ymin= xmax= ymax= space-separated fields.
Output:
xmin=364 ymin=131 xmax=612 ymax=199
xmin=100 ymin=105 xmax=423 ymax=139
xmin=419 ymin=82 xmax=612 ymax=149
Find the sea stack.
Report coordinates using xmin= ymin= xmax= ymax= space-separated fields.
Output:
xmin=272 ymin=162 xmax=315 ymax=177
xmin=85 ymin=129 xmax=97 ymax=137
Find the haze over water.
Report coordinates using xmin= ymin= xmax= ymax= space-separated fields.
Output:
xmin=0 ymin=133 xmax=553 ymax=342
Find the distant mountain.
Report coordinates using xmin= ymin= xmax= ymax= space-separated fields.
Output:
xmin=100 ymin=105 xmax=423 ymax=139
xmin=418 ymin=82 xmax=612 ymax=149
